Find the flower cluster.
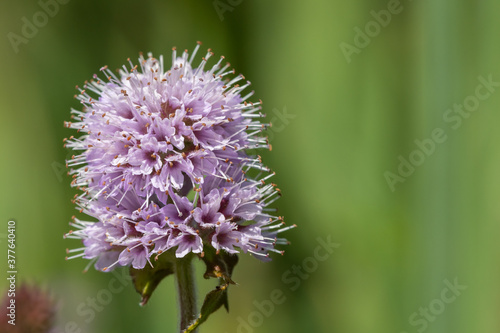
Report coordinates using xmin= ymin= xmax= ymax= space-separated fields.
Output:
xmin=0 ymin=284 xmax=55 ymax=333
xmin=64 ymin=43 xmax=294 ymax=271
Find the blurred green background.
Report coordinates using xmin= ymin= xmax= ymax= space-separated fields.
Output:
xmin=1 ymin=0 xmax=500 ymax=332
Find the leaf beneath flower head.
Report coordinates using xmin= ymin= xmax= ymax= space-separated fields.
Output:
xmin=181 ymin=248 xmax=239 ymax=332
xmin=130 ymin=250 xmax=175 ymax=306
xmin=183 ymin=283 xmax=229 ymax=333
xmin=201 ymin=246 xmax=238 ymax=284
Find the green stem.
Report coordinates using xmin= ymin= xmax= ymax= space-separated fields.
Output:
xmin=174 ymin=254 xmax=198 ymax=333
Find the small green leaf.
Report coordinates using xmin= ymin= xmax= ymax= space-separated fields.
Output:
xmin=130 ymin=250 xmax=175 ymax=306
xmin=182 ymin=248 xmax=239 ymax=332
xmin=200 ymin=284 xmax=229 ymax=322
xmin=183 ymin=283 xmax=229 ymax=333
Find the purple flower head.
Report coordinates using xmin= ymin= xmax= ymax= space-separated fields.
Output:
xmin=65 ymin=43 xmax=295 ymax=272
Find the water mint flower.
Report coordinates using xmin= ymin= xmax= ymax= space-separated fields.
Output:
xmin=64 ymin=43 xmax=295 ymax=332
xmin=65 ymin=43 xmax=265 ymax=203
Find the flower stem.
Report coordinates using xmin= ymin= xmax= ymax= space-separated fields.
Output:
xmin=174 ymin=254 xmax=198 ymax=333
